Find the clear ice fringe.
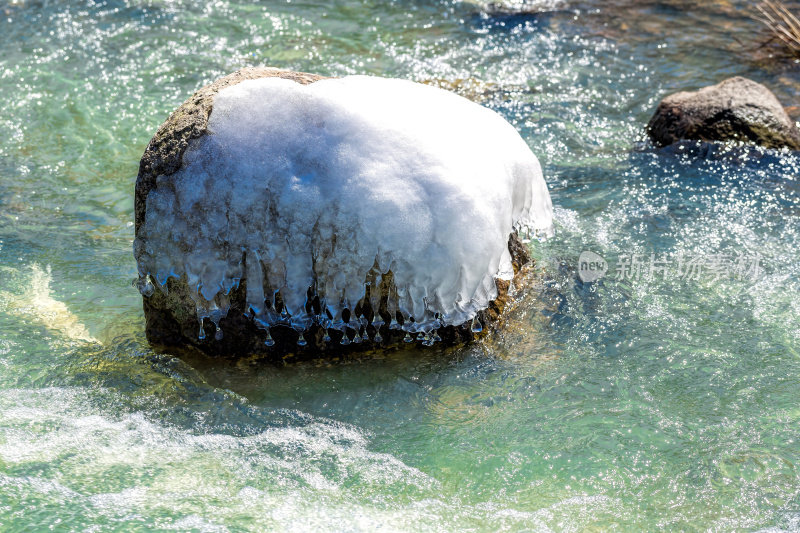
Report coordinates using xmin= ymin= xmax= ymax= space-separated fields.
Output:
xmin=136 ymin=272 xmax=486 ymax=347
xmin=132 ymin=246 xmax=547 ymax=348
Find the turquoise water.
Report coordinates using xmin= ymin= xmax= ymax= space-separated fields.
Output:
xmin=2 ymin=0 xmax=800 ymax=530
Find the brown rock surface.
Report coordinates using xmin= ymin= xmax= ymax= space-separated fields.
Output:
xmin=646 ymin=76 xmax=800 ymax=150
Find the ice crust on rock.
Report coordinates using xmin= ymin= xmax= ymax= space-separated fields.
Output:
xmin=134 ymin=75 xmax=553 ymax=341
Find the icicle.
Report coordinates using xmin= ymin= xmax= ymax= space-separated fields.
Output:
xmin=387 ymin=291 xmax=400 ymax=329
xmin=246 ymin=249 xmax=266 ymax=314
xmin=137 ymin=274 xmax=155 ymax=297
xmin=264 ymin=328 xmax=275 ymax=347
xmin=471 ymin=317 xmax=483 ymax=333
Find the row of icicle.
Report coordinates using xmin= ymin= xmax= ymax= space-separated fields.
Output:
xmin=137 ymin=273 xmax=484 ymax=348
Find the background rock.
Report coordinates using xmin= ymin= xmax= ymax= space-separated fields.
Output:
xmin=646 ymin=76 xmax=800 ymax=150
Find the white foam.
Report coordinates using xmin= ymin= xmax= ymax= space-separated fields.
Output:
xmin=134 ymin=75 xmax=553 ymax=340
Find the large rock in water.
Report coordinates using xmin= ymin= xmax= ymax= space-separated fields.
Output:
xmin=133 ymin=67 xmax=554 ymax=359
xmin=647 ymin=76 xmax=800 ymax=150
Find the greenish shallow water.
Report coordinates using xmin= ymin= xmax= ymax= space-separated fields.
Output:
xmin=1 ymin=0 xmax=800 ymax=530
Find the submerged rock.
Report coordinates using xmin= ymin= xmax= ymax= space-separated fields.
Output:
xmin=646 ymin=76 xmax=800 ymax=151
xmin=420 ymin=78 xmax=505 ymax=103
xmin=134 ymin=67 xmax=553 ymax=359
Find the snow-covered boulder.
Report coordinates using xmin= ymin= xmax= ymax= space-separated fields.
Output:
xmin=134 ymin=67 xmax=553 ymax=358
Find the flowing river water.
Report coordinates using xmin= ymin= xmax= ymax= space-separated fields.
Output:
xmin=1 ymin=0 xmax=800 ymax=530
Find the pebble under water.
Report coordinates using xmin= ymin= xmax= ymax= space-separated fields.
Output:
xmin=1 ymin=0 xmax=800 ymax=530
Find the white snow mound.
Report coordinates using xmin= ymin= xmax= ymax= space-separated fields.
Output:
xmin=135 ymin=75 xmax=553 ymax=338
